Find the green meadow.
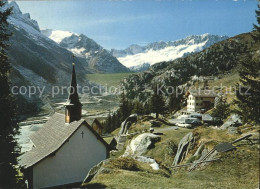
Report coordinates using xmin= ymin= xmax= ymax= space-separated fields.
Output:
xmin=86 ymin=73 xmax=133 ymax=87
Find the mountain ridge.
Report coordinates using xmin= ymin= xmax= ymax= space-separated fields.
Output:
xmin=121 ymin=32 xmax=259 ymax=102
xmin=111 ymin=34 xmax=229 ymax=69
xmin=41 ymin=29 xmax=130 ymax=73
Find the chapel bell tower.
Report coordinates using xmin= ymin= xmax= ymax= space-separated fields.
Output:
xmin=65 ymin=63 xmax=82 ymax=123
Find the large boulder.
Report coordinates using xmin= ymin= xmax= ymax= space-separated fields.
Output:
xmin=123 ymin=133 xmax=161 ymax=157
xmin=172 ymin=132 xmax=195 ymax=166
xmin=220 ymin=114 xmax=242 ymax=130
xmin=118 ymin=114 xmax=138 ymax=136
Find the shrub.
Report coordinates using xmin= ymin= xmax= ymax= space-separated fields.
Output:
xmin=110 ymin=157 xmax=140 ymax=171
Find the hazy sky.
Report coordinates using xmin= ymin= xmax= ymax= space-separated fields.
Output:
xmin=16 ymin=0 xmax=258 ymax=49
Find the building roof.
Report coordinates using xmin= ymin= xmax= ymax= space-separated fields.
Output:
xmin=19 ymin=113 xmax=109 ymax=168
xmin=189 ymin=90 xmax=218 ymax=97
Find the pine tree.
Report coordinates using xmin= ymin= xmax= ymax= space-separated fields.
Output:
xmin=252 ymin=3 xmax=260 ymax=41
xmin=212 ymin=96 xmax=230 ymax=124
xmin=106 ymin=110 xmax=112 ymax=133
xmin=168 ymin=93 xmax=183 ymax=113
xmin=119 ymin=91 xmax=130 ymax=122
xmin=234 ymin=3 xmax=260 ymax=125
xmin=149 ymin=86 xmax=167 ymax=119
xmin=0 ymin=1 xmax=23 ymax=187
xmin=132 ymin=100 xmax=144 ymax=115
xmin=234 ymin=55 xmax=260 ymax=124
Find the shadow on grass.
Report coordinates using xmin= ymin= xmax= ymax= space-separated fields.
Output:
xmin=83 ymin=183 xmax=107 ymax=189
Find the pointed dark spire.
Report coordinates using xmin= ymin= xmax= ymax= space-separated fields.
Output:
xmin=65 ymin=62 xmax=82 ymax=123
xmin=68 ymin=63 xmax=81 ymax=106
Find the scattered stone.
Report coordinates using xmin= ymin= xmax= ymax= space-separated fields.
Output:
xmin=228 ymin=127 xmax=239 ymax=135
xmin=220 ymin=114 xmax=242 ymax=130
xmin=172 ymin=132 xmax=195 ymax=166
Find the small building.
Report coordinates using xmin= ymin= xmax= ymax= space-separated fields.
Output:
xmin=91 ymin=119 xmax=103 ymax=136
xmin=19 ymin=63 xmax=110 ymax=188
xmin=187 ymin=90 xmax=218 ymax=112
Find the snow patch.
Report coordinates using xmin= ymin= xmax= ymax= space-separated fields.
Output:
xmin=118 ymin=41 xmax=206 ymax=67
xmin=48 ymin=30 xmax=78 ymax=43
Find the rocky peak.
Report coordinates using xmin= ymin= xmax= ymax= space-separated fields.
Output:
xmin=5 ymin=1 xmax=40 ymax=32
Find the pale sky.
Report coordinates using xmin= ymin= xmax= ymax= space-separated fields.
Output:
xmin=16 ymin=0 xmax=258 ymax=49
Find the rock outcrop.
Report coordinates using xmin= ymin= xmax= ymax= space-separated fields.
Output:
xmin=118 ymin=114 xmax=138 ymax=136
xmin=172 ymin=132 xmax=195 ymax=166
xmin=123 ymin=133 xmax=161 ymax=157
xmin=122 ymin=133 xmax=161 ymax=170
xmin=82 ymin=159 xmax=111 ymax=184
xmin=116 ymin=114 xmax=138 ymax=150
xmin=220 ymin=114 xmax=242 ymax=130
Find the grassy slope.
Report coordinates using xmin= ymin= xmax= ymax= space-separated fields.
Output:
xmin=194 ymin=69 xmax=239 ymax=104
xmin=86 ymin=73 xmax=133 ymax=87
xmin=86 ymin=125 xmax=259 ymax=189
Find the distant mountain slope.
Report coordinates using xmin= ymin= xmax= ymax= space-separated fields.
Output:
xmin=41 ymin=30 xmax=130 ymax=73
xmin=122 ymin=32 xmax=259 ymax=102
xmin=111 ymin=34 xmax=228 ymax=69
xmin=4 ymin=2 xmax=90 ymax=116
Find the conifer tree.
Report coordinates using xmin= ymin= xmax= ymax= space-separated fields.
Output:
xmin=212 ymin=96 xmax=230 ymax=124
xmin=252 ymin=3 xmax=260 ymax=41
xmin=106 ymin=110 xmax=112 ymax=133
xmin=234 ymin=3 xmax=260 ymax=124
xmin=149 ymin=85 xmax=166 ymax=119
xmin=234 ymin=54 xmax=260 ymax=124
xmin=119 ymin=91 xmax=130 ymax=122
xmin=0 ymin=1 xmax=23 ymax=187
xmin=168 ymin=93 xmax=182 ymax=113
xmin=132 ymin=100 xmax=144 ymax=115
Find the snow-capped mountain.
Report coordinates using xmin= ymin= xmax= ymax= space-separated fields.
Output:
xmin=111 ymin=34 xmax=228 ymax=69
xmin=3 ymin=2 xmax=129 ymax=116
xmin=4 ymin=2 xmax=91 ymax=116
xmin=5 ymin=2 xmax=88 ymax=86
xmin=41 ymin=29 xmax=129 ymax=73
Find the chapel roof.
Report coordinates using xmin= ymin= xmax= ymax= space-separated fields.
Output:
xmin=19 ymin=113 xmax=109 ymax=168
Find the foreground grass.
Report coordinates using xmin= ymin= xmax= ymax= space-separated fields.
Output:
xmin=86 ymin=73 xmax=133 ymax=87
xmin=85 ymin=126 xmax=259 ymax=189
xmin=86 ymin=145 xmax=259 ymax=189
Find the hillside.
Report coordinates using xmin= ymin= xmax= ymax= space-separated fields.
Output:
xmin=122 ymin=32 xmax=260 ymax=102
